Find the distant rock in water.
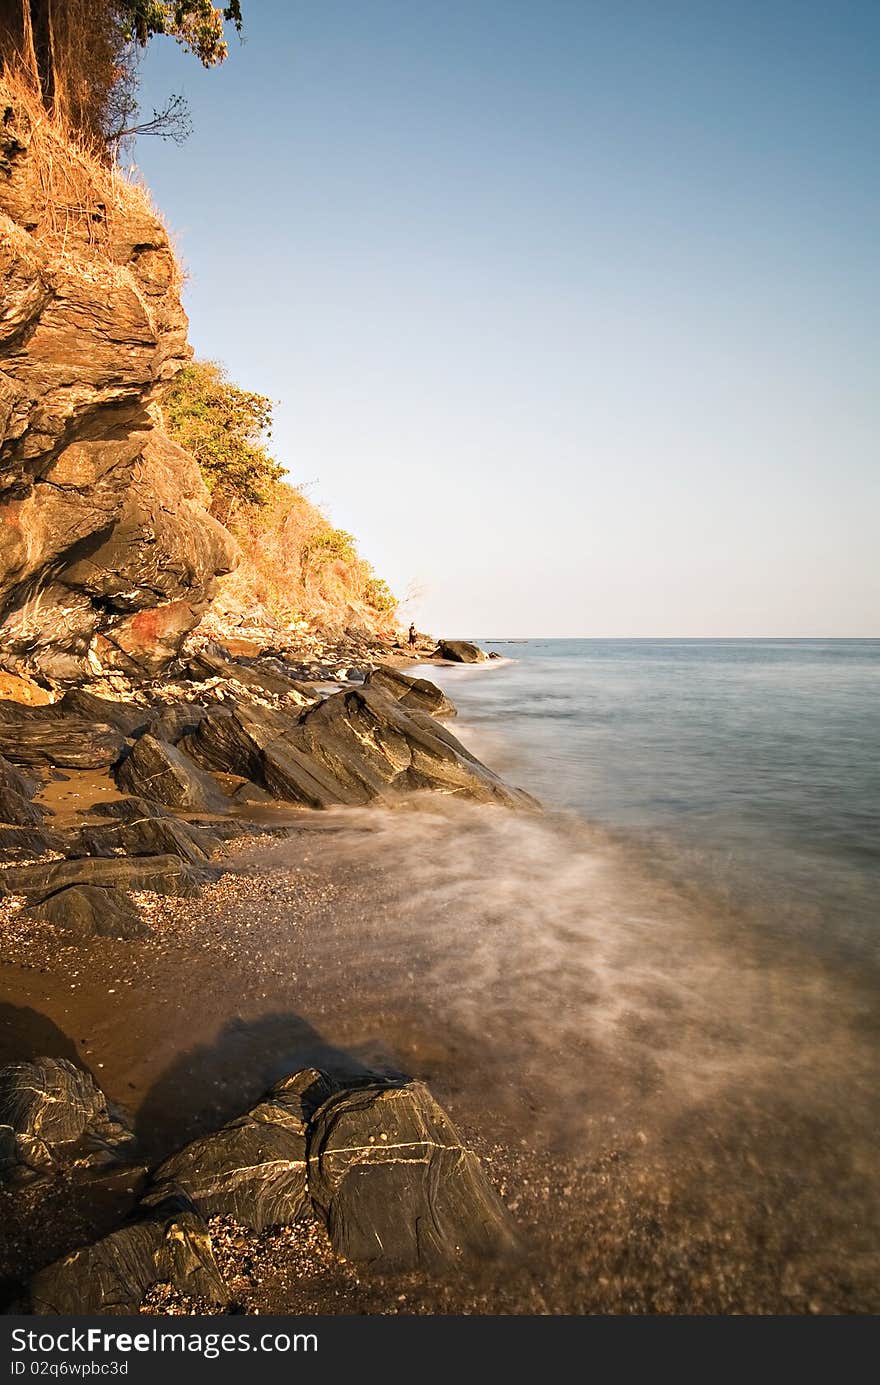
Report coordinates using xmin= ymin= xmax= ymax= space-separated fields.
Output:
xmin=0 ymin=79 xmax=237 ymax=683
xmin=436 ymin=639 xmax=489 ymax=663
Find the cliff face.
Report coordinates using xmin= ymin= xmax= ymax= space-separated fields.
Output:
xmin=0 ymin=79 xmax=238 ymax=683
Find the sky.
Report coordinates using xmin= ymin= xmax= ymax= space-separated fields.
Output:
xmin=134 ymin=0 xmax=879 ymax=637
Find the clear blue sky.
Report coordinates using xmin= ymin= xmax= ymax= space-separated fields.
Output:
xmin=134 ymin=0 xmax=879 ymax=637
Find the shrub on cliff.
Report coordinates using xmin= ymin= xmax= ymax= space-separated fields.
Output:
xmin=163 ymin=360 xmax=398 ymax=636
xmin=162 ymin=360 xmax=284 ymax=524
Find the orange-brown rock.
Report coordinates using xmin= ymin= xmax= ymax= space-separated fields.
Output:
xmin=0 ymin=81 xmax=238 ymax=682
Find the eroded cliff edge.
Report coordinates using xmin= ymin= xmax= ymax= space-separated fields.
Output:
xmin=0 ymin=79 xmax=238 ymax=683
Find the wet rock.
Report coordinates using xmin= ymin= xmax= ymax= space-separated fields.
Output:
xmin=0 ymin=853 xmax=210 ymax=900
xmin=29 ymin=1200 xmax=228 ymax=1315
xmin=183 ymin=688 xmax=530 ymax=808
xmin=24 ymin=885 xmax=150 ymax=940
xmin=0 ymin=823 xmax=65 ymax=859
xmin=0 ymin=710 xmax=127 ymax=768
xmin=114 ymin=733 xmax=229 ymax=813
xmin=308 ymin=1081 xmax=520 ymax=1269
xmin=0 ymin=753 xmax=45 ymax=826
xmin=75 ymin=814 xmax=219 ymax=867
xmin=436 ymin=639 xmax=488 ymax=663
xmin=145 ymin=1070 xmax=333 ymax=1232
xmin=364 ymin=663 xmax=457 ymax=718
xmin=0 ymin=1058 xmax=137 ymax=1181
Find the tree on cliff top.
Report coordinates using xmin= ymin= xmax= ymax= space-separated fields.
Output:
xmin=162 ymin=360 xmax=284 ymax=525
xmin=0 ymin=1 xmax=243 ymax=146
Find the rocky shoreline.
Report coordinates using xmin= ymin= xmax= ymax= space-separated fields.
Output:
xmin=0 ymin=634 xmax=539 ymax=1313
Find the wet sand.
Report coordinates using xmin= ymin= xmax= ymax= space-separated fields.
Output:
xmin=1 ymin=798 xmax=878 ymax=1314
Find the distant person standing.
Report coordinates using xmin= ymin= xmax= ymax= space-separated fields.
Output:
xmin=408 ymin=623 xmax=417 ymax=649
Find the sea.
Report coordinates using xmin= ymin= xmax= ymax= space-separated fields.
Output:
xmin=425 ymin=638 xmax=880 ymax=969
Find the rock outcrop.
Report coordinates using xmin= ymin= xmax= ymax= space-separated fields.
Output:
xmin=0 ymin=79 xmax=238 ymax=683
xmin=11 ymin=1061 xmax=518 ymax=1312
xmin=436 ymin=639 xmax=488 ymax=663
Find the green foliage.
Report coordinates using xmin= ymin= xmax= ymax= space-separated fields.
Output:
xmin=301 ymin=528 xmax=358 ymax=573
xmin=364 ymin=576 xmax=397 ymax=614
xmin=120 ymin=2 xmax=243 ymax=66
xmin=163 ymin=359 xmax=283 ymax=519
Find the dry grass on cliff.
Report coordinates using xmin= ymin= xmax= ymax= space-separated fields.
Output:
xmin=202 ymin=481 xmax=399 ymax=640
xmin=0 ymin=68 xmax=176 ymax=278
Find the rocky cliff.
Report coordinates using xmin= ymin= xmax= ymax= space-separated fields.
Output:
xmin=0 ymin=78 xmax=237 ymax=684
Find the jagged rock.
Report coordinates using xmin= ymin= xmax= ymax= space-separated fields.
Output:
xmin=29 ymin=1200 xmax=228 ymax=1315
xmin=114 ymin=733 xmax=229 ymax=812
xmin=0 ymin=853 xmax=209 ymax=900
xmin=187 ymin=646 xmax=317 ymax=705
xmin=0 ymin=1058 xmax=137 ymax=1181
xmin=145 ymin=1069 xmax=333 ymax=1232
xmin=75 ymin=815 xmax=219 ymax=867
xmin=0 ymin=823 xmax=64 ymax=858
xmin=57 ymin=690 xmax=151 ymax=738
xmin=436 ymin=639 xmax=488 ymax=663
xmin=89 ymin=795 xmax=171 ymax=823
xmin=0 ymin=79 xmax=238 ymax=681
xmin=365 ymin=663 xmax=457 ymax=718
xmin=183 ymin=688 xmax=531 ymax=809
xmin=308 ymin=1081 xmax=519 ymax=1269
xmin=24 ymin=885 xmax=150 ymax=940
xmin=0 ymin=752 xmax=44 ymax=825
xmin=0 ymin=709 xmax=126 ymax=768
xmin=144 ymin=703 xmax=209 ymax=745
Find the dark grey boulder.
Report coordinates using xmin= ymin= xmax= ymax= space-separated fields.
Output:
xmin=114 ymin=733 xmax=229 ymax=813
xmin=308 ymin=1081 xmax=520 ymax=1269
xmin=0 ymin=1058 xmax=137 ymax=1181
xmin=0 ymin=711 xmax=126 ymax=769
xmin=89 ymin=795 xmax=171 ymax=822
xmin=0 ymin=754 xmax=45 ymax=826
xmin=436 ymin=639 xmax=488 ymax=664
xmin=0 ymin=853 xmax=210 ymax=900
xmin=24 ymin=885 xmax=150 ymax=940
xmin=29 ymin=1200 xmax=228 ymax=1314
xmin=75 ymin=814 xmax=219 ymax=867
xmin=0 ymin=823 xmax=64 ymax=859
xmin=57 ymin=690 xmax=151 ymax=738
xmin=180 ymin=701 xmax=293 ymax=781
xmin=145 ymin=1069 xmax=333 ymax=1232
xmin=143 ymin=703 xmax=209 ymax=745
xmin=364 ymin=664 xmax=457 ymax=718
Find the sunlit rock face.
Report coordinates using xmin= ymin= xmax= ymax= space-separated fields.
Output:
xmin=0 ymin=81 xmax=238 ymax=682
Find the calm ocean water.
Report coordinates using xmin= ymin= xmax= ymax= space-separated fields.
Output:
xmin=425 ymin=638 xmax=880 ymax=967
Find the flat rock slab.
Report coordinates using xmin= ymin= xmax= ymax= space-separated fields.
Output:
xmin=0 ymin=710 xmax=127 ymax=768
xmin=0 ymin=853 xmax=210 ymax=900
xmin=114 ymin=734 xmax=229 ymax=813
xmin=308 ymin=1081 xmax=520 ymax=1269
xmin=145 ymin=1068 xmax=332 ymax=1231
xmin=0 ymin=824 xmax=64 ymax=859
xmin=75 ymin=815 xmax=220 ymax=867
xmin=435 ymin=640 xmax=488 ymax=664
xmin=0 ymin=1058 xmax=137 ymax=1180
xmin=29 ymin=1204 xmax=228 ymax=1314
xmin=25 ymin=885 xmax=150 ymax=940
xmin=57 ymin=690 xmax=151 ymax=738
xmin=364 ymin=664 xmax=457 ymax=718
